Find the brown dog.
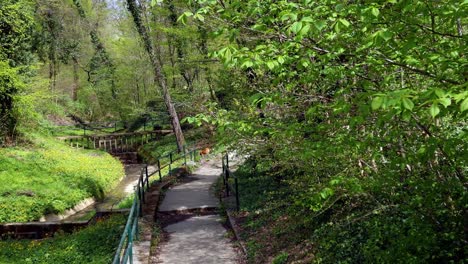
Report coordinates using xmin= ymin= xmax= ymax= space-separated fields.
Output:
xmin=199 ymin=147 xmax=210 ymax=156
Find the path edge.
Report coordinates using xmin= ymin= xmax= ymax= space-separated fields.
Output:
xmin=223 ymin=200 xmax=248 ymax=259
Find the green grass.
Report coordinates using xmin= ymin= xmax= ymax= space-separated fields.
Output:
xmin=0 ymin=214 xmax=126 ymax=264
xmin=0 ymin=135 xmax=124 ymax=222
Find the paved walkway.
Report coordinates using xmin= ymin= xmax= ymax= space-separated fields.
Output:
xmin=153 ymin=159 xmax=239 ymax=264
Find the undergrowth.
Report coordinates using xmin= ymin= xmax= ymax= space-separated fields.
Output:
xmin=231 ymin=157 xmax=466 ymax=263
xmin=0 ymin=134 xmax=123 ymax=222
xmin=0 ymin=214 xmax=125 ymax=264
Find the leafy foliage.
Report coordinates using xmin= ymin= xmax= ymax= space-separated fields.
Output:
xmin=187 ymin=0 xmax=467 ymax=262
xmin=0 ymin=0 xmax=35 ymax=142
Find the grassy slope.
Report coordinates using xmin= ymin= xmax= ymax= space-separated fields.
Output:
xmin=0 ymin=135 xmax=124 ymax=222
xmin=0 ymin=215 xmax=125 ymax=264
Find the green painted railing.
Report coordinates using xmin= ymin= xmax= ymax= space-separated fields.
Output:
xmin=222 ymin=154 xmax=240 ymax=212
xmin=112 ymin=144 xmax=198 ymax=264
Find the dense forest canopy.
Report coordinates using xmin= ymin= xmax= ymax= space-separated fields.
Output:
xmin=0 ymin=0 xmax=466 ymax=262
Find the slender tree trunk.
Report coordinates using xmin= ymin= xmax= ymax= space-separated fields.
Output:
xmin=73 ymin=0 xmax=119 ymax=101
xmin=166 ymin=0 xmax=194 ymax=91
xmin=198 ymin=24 xmax=218 ymax=102
xmin=167 ymin=37 xmax=177 ymax=90
xmin=136 ymin=81 xmax=140 ymax=105
xmin=72 ymin=57 xmax=80 ymax=101
xmin=49 ymin=61 xmax=55 ymax=90
xmin=127 ymin=0 xmax=185 ymax=151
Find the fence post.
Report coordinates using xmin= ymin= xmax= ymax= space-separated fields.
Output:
xmin=140 ymin=174 xmax=145 ymax=204
xmin=226 ymin=154 xmax=229 ymax=170
xmin=145 ymin=165 xmax=149 ymax=189
xmin=226 ymin=169 xmax=230 ymax=197
xmin=158 ymin=159 xmax=162 ymax=182
xmin=235 ymin=176 xmax=240 ymax=211
xmin=222 ymin=157 xmax=226 ymax=187
xmin=128 ymin=221 xmax=133 ymax=264
xmin=134 ymin=201 xmax=139 ymax=239
xmin=183 ymin=145 xmax=187 ymax=165
xmin=137 ymin=185 xmax=143 ymax=217
xmin=169 ymin=153 xmax=172 ymax=176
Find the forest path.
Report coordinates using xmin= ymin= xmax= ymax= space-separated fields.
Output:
xmin=151 ymin=158 xmax=240 ymax=264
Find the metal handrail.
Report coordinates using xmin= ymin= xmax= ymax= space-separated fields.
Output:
xmin=112 ymin=144 xmax=198 ymax=264
xmin=222 ymin=154 xmax=240 ymax=211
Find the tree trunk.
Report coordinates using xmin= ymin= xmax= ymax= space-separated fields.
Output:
xmin=72 ymin=57 xmax=79 ymax=101
xmin=127 ymin=0 xmax=185 ymax=151
xmin=198 ymin=24 xmax=218 ymax=102
xmin=166 ymin=0 xmax=195 ymax=92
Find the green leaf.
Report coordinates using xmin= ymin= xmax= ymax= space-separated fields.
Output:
xmin=314 ymin=20 xmax=327 ymax=31
xmin=371 ymin=7 xmax=380 ymax=17
xmin=338 ymin=18 xmax=350 ymax=27
xmin=402 ymin=97 xmax=414 ymax=110
xmin=241 ymin=60 xmax=254 ymax=68
xmin=277 ymin=56 xmax=285 ymax=64
xmin=291 ymin=21 xmax=303 ymax=34
xmin=438 ymin=98 xmax=451 ymax=108
xmin=461 ymin=98 xmax=468 ymax=112
xmin=301 ymin=16 xmax=314 ymax=23
xmin=430 ymin=103 xmax=440 ymax=117
xmin=378 ymin=30 xmax=393 ymax=41
xmin=183 ymin=11 xmax=194 ymax=17
xmin=434 ymin=88 xmax=445 ymax=98
xmin=266 ymin=61 xmax=275 ymax=70
xmin=320 ymin=187 xmax=334 ymax=199
xmin=372 ymin=97 xmax=383 ymax=110
xmin=298 ymin=24 xmax=311 ymax=36
xmin=194 ymin=13 xmax=205 ymax=22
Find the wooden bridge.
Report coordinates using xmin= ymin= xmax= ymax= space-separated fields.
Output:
xmin=57 ymin=130 xmax=173 ymax=153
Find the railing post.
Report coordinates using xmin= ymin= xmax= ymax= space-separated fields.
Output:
xmin=128 ymin=225 xmax=133 ymax=264
xmin=137 ymin=185 xmax=143 ymax=216
xmin=169 ymin=153 xmax=173 ymax=176
xmin=145 ymin=165 xmax=149 ymax=189
xmin=134 ymin=203 xmax=139 ymax=239
xmin=226 ymin=154 xmax=229 ymax=170
xmin=183 ymin=146 xmax=187 ymax=165
xmin=140 ymin=174 xmax=145 ymax=204
xmin=222 ymin=157 xmax=226 ymax=187
xmin=158 ymin=159 xmax=162 ymax=182
xmin=235 ymin=176 xmax=240 ymax=211
xmin=226 ymin=169 xmax=230 ymax=197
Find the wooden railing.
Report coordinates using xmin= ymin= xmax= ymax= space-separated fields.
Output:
xmin=58 ymin=130 xmax=173 ymax=152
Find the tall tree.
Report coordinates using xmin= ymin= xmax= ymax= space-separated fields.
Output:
xmin=126 ymin=0 xmax=185 ymax=151
xmin=0 ymin=0 xmax=35 ymax=143
xmin=72 ymin=0 xmax=118 ymax=101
